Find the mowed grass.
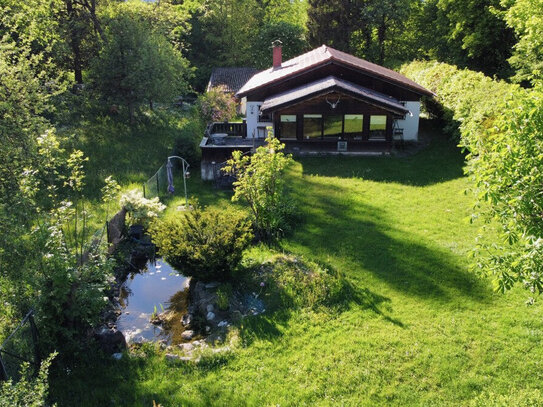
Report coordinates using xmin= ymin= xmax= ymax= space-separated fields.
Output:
xmin=51 ymin=120 xmax=543 ymax=406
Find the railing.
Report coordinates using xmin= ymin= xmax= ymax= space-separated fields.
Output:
xmin=212 ymin=150 xmax=253 ymax=189
xmin=205 ymin=121 xmax=247 ymax=138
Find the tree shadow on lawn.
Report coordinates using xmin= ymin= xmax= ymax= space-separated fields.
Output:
xmin=237 ymin=251 xmax=405 ymax=349
xmin=50 ymin=349 xmax=247 ymax=407
xmin=299 ymin=119 xmax=466 ymax=187
xmin=288 ymin=177 xmax=490 ymax=305
xmin=238 ymin=279 xmax=403 ymax=348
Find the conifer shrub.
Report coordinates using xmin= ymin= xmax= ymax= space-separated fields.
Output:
xmin=150 ymin=207 xmax=253 ymax=282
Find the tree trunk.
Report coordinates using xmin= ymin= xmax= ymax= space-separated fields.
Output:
xmin=73 ymin=42 xmax=83 ymax=84
xmin=377 ymin=15 xmax=386 ymax=65
xmin=129 ymin=102 xmax=136 ymax=125
xmin=66 ymin=0 xmax=84 ymax=84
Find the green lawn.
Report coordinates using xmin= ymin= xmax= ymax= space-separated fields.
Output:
xmin=51 ymin=120 xmax=543 ymax=406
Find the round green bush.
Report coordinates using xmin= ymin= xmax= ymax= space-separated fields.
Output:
xmin=150 ymin=207 xmax=253 ymax=282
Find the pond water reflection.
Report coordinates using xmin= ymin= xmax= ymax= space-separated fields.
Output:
xmin=117 ymin=259 xmax=189 ymax=344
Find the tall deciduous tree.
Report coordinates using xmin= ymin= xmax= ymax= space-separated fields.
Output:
xmin=90 ymin=6 xmax=191 ymax=122
xmin=307 ymin=0 xmax=414 ymax=66
xmin=351 ymin=0 xmax=412 ymax=65
xmin=307 ymin=0 xmax=353 ymax=52
xmin=412 ymin=0 xmax=514 ymax=78
xmin=251 ymin=21 xmax=308 ymax=69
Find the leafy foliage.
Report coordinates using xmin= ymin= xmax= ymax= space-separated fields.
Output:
xmin=467 ymin=88 xmax=543 ymax=297
xmin=401 ymin=60 xmax=521 ymax=139
xmin=414 ymin=0 xmax=514 ymax=78
xmin=251 ymin=21 xmax=308 ymax=70
xmin=223 ymin=136 xmax=296 ymax=242
xmin=35 ymin=212 xmax=115 ymax=355
xmin=0 ymin=353 xmax=57 ymax=407
xmin=503 ymin=0 xmax=543 ymax=85
xmin=196 ymin=87 xmax=238 ymax=124
xmin=90 ymin=5 xmax=191 ymax=122
xmin=150 ymin=207 xmax=253 ymax=282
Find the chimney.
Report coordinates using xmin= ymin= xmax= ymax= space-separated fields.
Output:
xmin=272 ymin=40 xmax=283 ymax=69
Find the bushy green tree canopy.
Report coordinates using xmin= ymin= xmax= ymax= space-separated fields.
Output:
xmin=503 ymin=0 xmax=543 ymax=85
xmin=90 ymin=5 xmax=191 ymax=121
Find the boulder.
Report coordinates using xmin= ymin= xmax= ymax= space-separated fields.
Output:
xmin=165 ymin=353 xmax=192 ymax=362
xmin=94 ymin=327 xmax=127 ymax=354
xmin=178 ymin=342 xmax=194 ymax=352
xmin=181 ymin=330 xmax=195 ymax=341
xmin=181 ymin=313 xmax=192 ymax=327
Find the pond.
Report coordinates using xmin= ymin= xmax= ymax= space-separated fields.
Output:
xmin=117 ymin=259 xmax=190 ymax=344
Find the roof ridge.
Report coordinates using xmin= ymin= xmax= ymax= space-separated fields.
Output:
xmin=236 ymin=45 xmax=433 ymax=97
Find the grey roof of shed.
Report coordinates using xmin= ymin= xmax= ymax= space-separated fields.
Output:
xmin=260 ymin=76 xmax=410 ymax=115
xmin=206 ymin=67 xmax=259 ymax=94
xmin=237 ymin=45 xmax=433 ymax=98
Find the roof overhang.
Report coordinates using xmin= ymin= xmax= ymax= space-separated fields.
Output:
xmin=260 ymin=76 xmax=410 ymax=116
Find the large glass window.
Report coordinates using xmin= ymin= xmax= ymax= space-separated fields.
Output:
xmin=324 ymin=115 xmax=343 ymax=137
xmin=280 ymin=115 xmax=297 ymax=139
xmin=344 ymin=114 xmax=363 ymax=136
xmin=303 ymin=114 xmax=322 ymax=139
xmin=369 ymin=115 xmax=387 ymax=139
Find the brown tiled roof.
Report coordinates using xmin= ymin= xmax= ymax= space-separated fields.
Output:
xmin=207 ymin=67 xmax=259 ymax=94
xmin=260 ymin=76 xmax=410 ymax=115
xmin=236 ymin=45 xmax=433 ymax=98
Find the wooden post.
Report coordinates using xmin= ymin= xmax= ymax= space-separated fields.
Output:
xmin=143 ymin=184 xmax=146 ymax=198
xmin=386 ymin=114 xmax=393 ymax=143
xmin=363 ymin=114 xmax=370 ymax=141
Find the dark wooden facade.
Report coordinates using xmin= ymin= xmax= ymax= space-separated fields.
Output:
xmin=272 ymin=92 xmax=398 ymax=143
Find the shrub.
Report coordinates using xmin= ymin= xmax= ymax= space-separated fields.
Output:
xmin=149 ymin=207 xmax=253 ymax=282
xmin=172 ymin=118 xmax=203 ymax=168
xmin=0 ymin=353 xmax=57 ymax=407
xmin=197 ymin=87 xmax=237 ymax=124
xmin=255 ymin=254 xmax=346 ymax=311
xmin=400 ymin=60 xmax=523 ymax=141
xmin=120 ymin=189 xmax=166 ymax=228
xmin=223 ymin=135 xmax=296 ymax=242
xmin=35 ymin=215 xmax=115 ymax=356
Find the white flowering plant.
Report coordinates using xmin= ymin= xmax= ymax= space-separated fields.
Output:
xmin=120 ymin=189 xmax=166 ymax=228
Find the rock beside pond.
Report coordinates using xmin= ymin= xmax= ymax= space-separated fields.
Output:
xmin=165 ymin=353 xmax=192 ymax=362
xmin=181 ymin=330 xmax=195 ymax=341
xmin=191 ymin=281 xmax=218 ymax=316
xmin=206 ymin=311 xmax=215 ymax=321
xmin=181 ymin=313 xmax=192 ymax=327
xmin=94 ymin=326 xmax=127 ymax=354
xmin=178 ymin=342 xmax=194 ymax=352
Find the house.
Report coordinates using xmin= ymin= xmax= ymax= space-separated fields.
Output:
xmin=200 ymin=43 xmax=433 ymax=180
